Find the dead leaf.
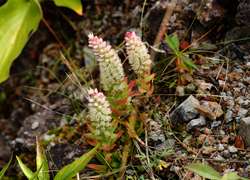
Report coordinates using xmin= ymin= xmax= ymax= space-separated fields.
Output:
xmin=232 ymin=136 xmax=244 ymax=149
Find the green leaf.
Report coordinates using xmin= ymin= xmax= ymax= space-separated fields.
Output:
xmin=30 ymin=162 xmax=44 ymax=180
xmin=221 ymin=173 xmax=249 ymax=180
xmin=185 ymin=163 xmax=221 ymax=180
xmin=36 ymin=135 xmax=49 ymax=180
xmin=164 ymin=33 xmax=177 ymax=51
xmin=176 ymin=52 xmax=198 ymax=70
xmin=16 ymin=156 xmax=36 ymax=179
xmin=172 ymin=34 xmax=179 ymax=50
xmin=0 ymin=154 xmax=12 ymax=179
xmin=52 ymin=0 xmax=82 ymax=15
xmin=0 ymin=0 xmax=42 ymax=83
xmin=54 ymin=144 xmax=100 ymax=180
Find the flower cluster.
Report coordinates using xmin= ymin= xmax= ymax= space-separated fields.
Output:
xmin=87 ymin=88 xmax=112 ymax=137
xmin=88 ymin=33 xmax=125 ymax=92
xmin=125 ymin=31 xmax=152 ymax=75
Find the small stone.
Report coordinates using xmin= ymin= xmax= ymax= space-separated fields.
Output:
xmin=170 ymin=95 xmax=200 ymax=126
xmin=176 ymin=86 xmax=185 ymax=97
xmin=185 ymin=84 xmax=196 ymax=94
xmin=155 ymin=139 xmax=175 ymax=151
xmin=237 ymin=108 xmax=248 ymax=117
xmin=195 ymin=105 xmax=216 ymax=120
xmin=219 ymin=130 xmax=225 ymax=135
xmin=31 ymin=121 xmax=39 ymax=130
xmin=204 ymin=128 xmax=212 ymax=135
xmin=239 ymin=117 xmax=250 ymax=147
xmin=211 ymin=121 xmax=221 ymax=130
xmin=225 ymin=110 xmax=234 ymax=123
xmin=205 ymin=136 xmax=216 ymax=146
xmin=197 ymin=134 xmax=207 ymax=144
xmin=187 ymin=115 xmax=206 ymax=130
xmin=214 ymin=154 xmax=225 ymax=160
xmin=234 ymin=67 xmax=243 ymax=74
xmin=202 ymin=146 xmax=214 ymax=155
xmin=183 ymin=135 xmax=193 ymax=147
xmin=222 ymin=150 xmax=230 ymax=158
xmin=228 ymin=146 xmax=238 ymax=153
xmin=216 ymin=144 xmax=224 ymax=151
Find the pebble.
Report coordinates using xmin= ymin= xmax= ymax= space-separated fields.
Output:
xmin=202 ymin=146 xmax=214 ymax=155
xmin=239 ymin=117 xmax=250 ymax=147
xmin=225 ymin=110 xmax=234 ymax=122
xmin=155 ymin=139 xmax=175 ymax=151
xmin=214 ymin=154 xmax=225 ymax=161
xmin=205 ymin=136 xmax=216 ymax=146
xmin=216 ymin=144 xmax=224 ymax=151
xmin=204 ymin=128 xmax=212 ymax=135
xmin=186 ymin=115 xmax=206 ymax=130
xmin=223 ymin=169 xmax=235 ymax=175
xmin=228 ymin=146 xmax=238 ymax=153
xmin=197 ymin=134 xmax=207 ymax=144
xmin=31 ymin=121 xmax=39 ymax=130
xmin=237 ymin=108 xmax=248 ymax=117
xmin=170 ymin=95 xmax=200 ymax=125
xmin=211 ymin=121 xmax=221 ymax=130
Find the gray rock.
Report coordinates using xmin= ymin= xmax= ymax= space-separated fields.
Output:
xmin=211 ymin=121 xmax=221 ymax=130
xmin=176 ymin=86 xmax=185 ymax=97
xmin=185 ymin=84 xmax=196 ymax=94
xmin=237 ymin=108 xmax=248 ymax=117
xmin=228 ymin=146 xmax=238 ymax=153
xmin=156 ymin=139 xmax=175 ymax=151
xmin=187 ymin=115 xmax=206 ymax=130
xmin=170 ymin=95 xmax=200 ymax=126
xmin=225 ymin=110 xmax=234 ymax=123
xmin=239 ymin=117 xmax=250 ymax=147
xmin=234 ymin=67 xmax=243 ymax=74
xmin=149 ymin=131 xmax=165 ymax=142
xmin=31 ymin=121 xmax=39 ymax=130
xmin=214 ymin=154 xmax=225 ymax=161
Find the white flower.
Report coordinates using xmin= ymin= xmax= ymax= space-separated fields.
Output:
xmin=125 ymin=31 xmax=152 ymax=75
xmin=88 ymin=33 xmax=125 ymax=92
xmin=87 ymin=88 xmax=112 ymax=137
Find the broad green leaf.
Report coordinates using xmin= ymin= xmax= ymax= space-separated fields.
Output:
xmin=185 ymin=163 xmax=221 ymax=180
xmin=36 ymin=135 xmax=49 ymax=180
xmin=16 ymin=156 xmax=36 ymax=179
xmin=164 ymin=33 xmax=177 ymax=51
xmin=54 ymin=144 xmax=100 ymax=180
xmin=0 ymin=0 xmax=42 ymax=83
xmin=172 ymin=34 xmax=179 ymax=50
xmin=52 ymin=0 xmax=83 ymax=15
xmin=0 ymin=154 xmax=12 ymax=178
xmin=221 ymin=173 xmax=249 ymax=180
xmin=176 ymin=52 xmax=198 ymax=70
xmin=30 ymin=162 xmax=44 ymax=180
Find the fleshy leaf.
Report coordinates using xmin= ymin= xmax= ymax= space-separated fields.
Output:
xmin=0 ymin=0 xmax=42 ymax=83
xmin=52 ymin=0 xmax=83 ymax=15
xmin=185 ymin=163 xmax=221 ymax=180
xmin=16 ymin=156 xmax=36 ymax=179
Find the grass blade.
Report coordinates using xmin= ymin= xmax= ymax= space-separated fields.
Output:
xmin=16 ymin=156 xmax=36 ymax=179
xmin=0 ymin=154 xmax=12 ymax=178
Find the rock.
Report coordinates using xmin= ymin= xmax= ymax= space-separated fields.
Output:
xmin=202 ymin=146 xmax=214 ymax=155
xmin=187 ymin=115 xmax=206 ymax=130
xmin=31 ymin=121 xmax=39 ymax=130
xmin=195 ymin=101 xmax=223 ymax=120
xmin=197 ymin=134 xmax=207 ymax=144
xmin=176 ymin=86 xmax=185 ymax=97
xmin=185 ymin=0 xmax=226 ymax=27
xmin=225 ymin=110 xmax=234 ymax=123
xmin=183 ymin=135 xmax=193 ymax=147
xmin=237 ymin=0 xmax=250 ymax=26
xmin=214 ymin=154 xmax=225 ymax=161
xmin=216 ymin=144 xmax=224 ymax=151
xmin=48 ymin=142 xmax=98 ymax=173
xmin=228 ymin=146 xmax=238 ymax=153
xmin=223 ymin=169 xmax=235 ymax=175
xmin=211 ymin=121 xmax=221 ymax=130
xmin=237 ymin=108 xmax=248 ymax=117
xmin=155 ymin=139 xmax=175 ymax=151
xmin=185 ymin=83 xmax=196 ymax=94
xmin=205 ymin=136 xmax=216 ymax=146
xmin=239 ymin=117 xmax=250 ymax=147
xmin=170 ymin=95 xmax=200 ymax=126
xmin=204 ymin=128 xmax=212 ymax=135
